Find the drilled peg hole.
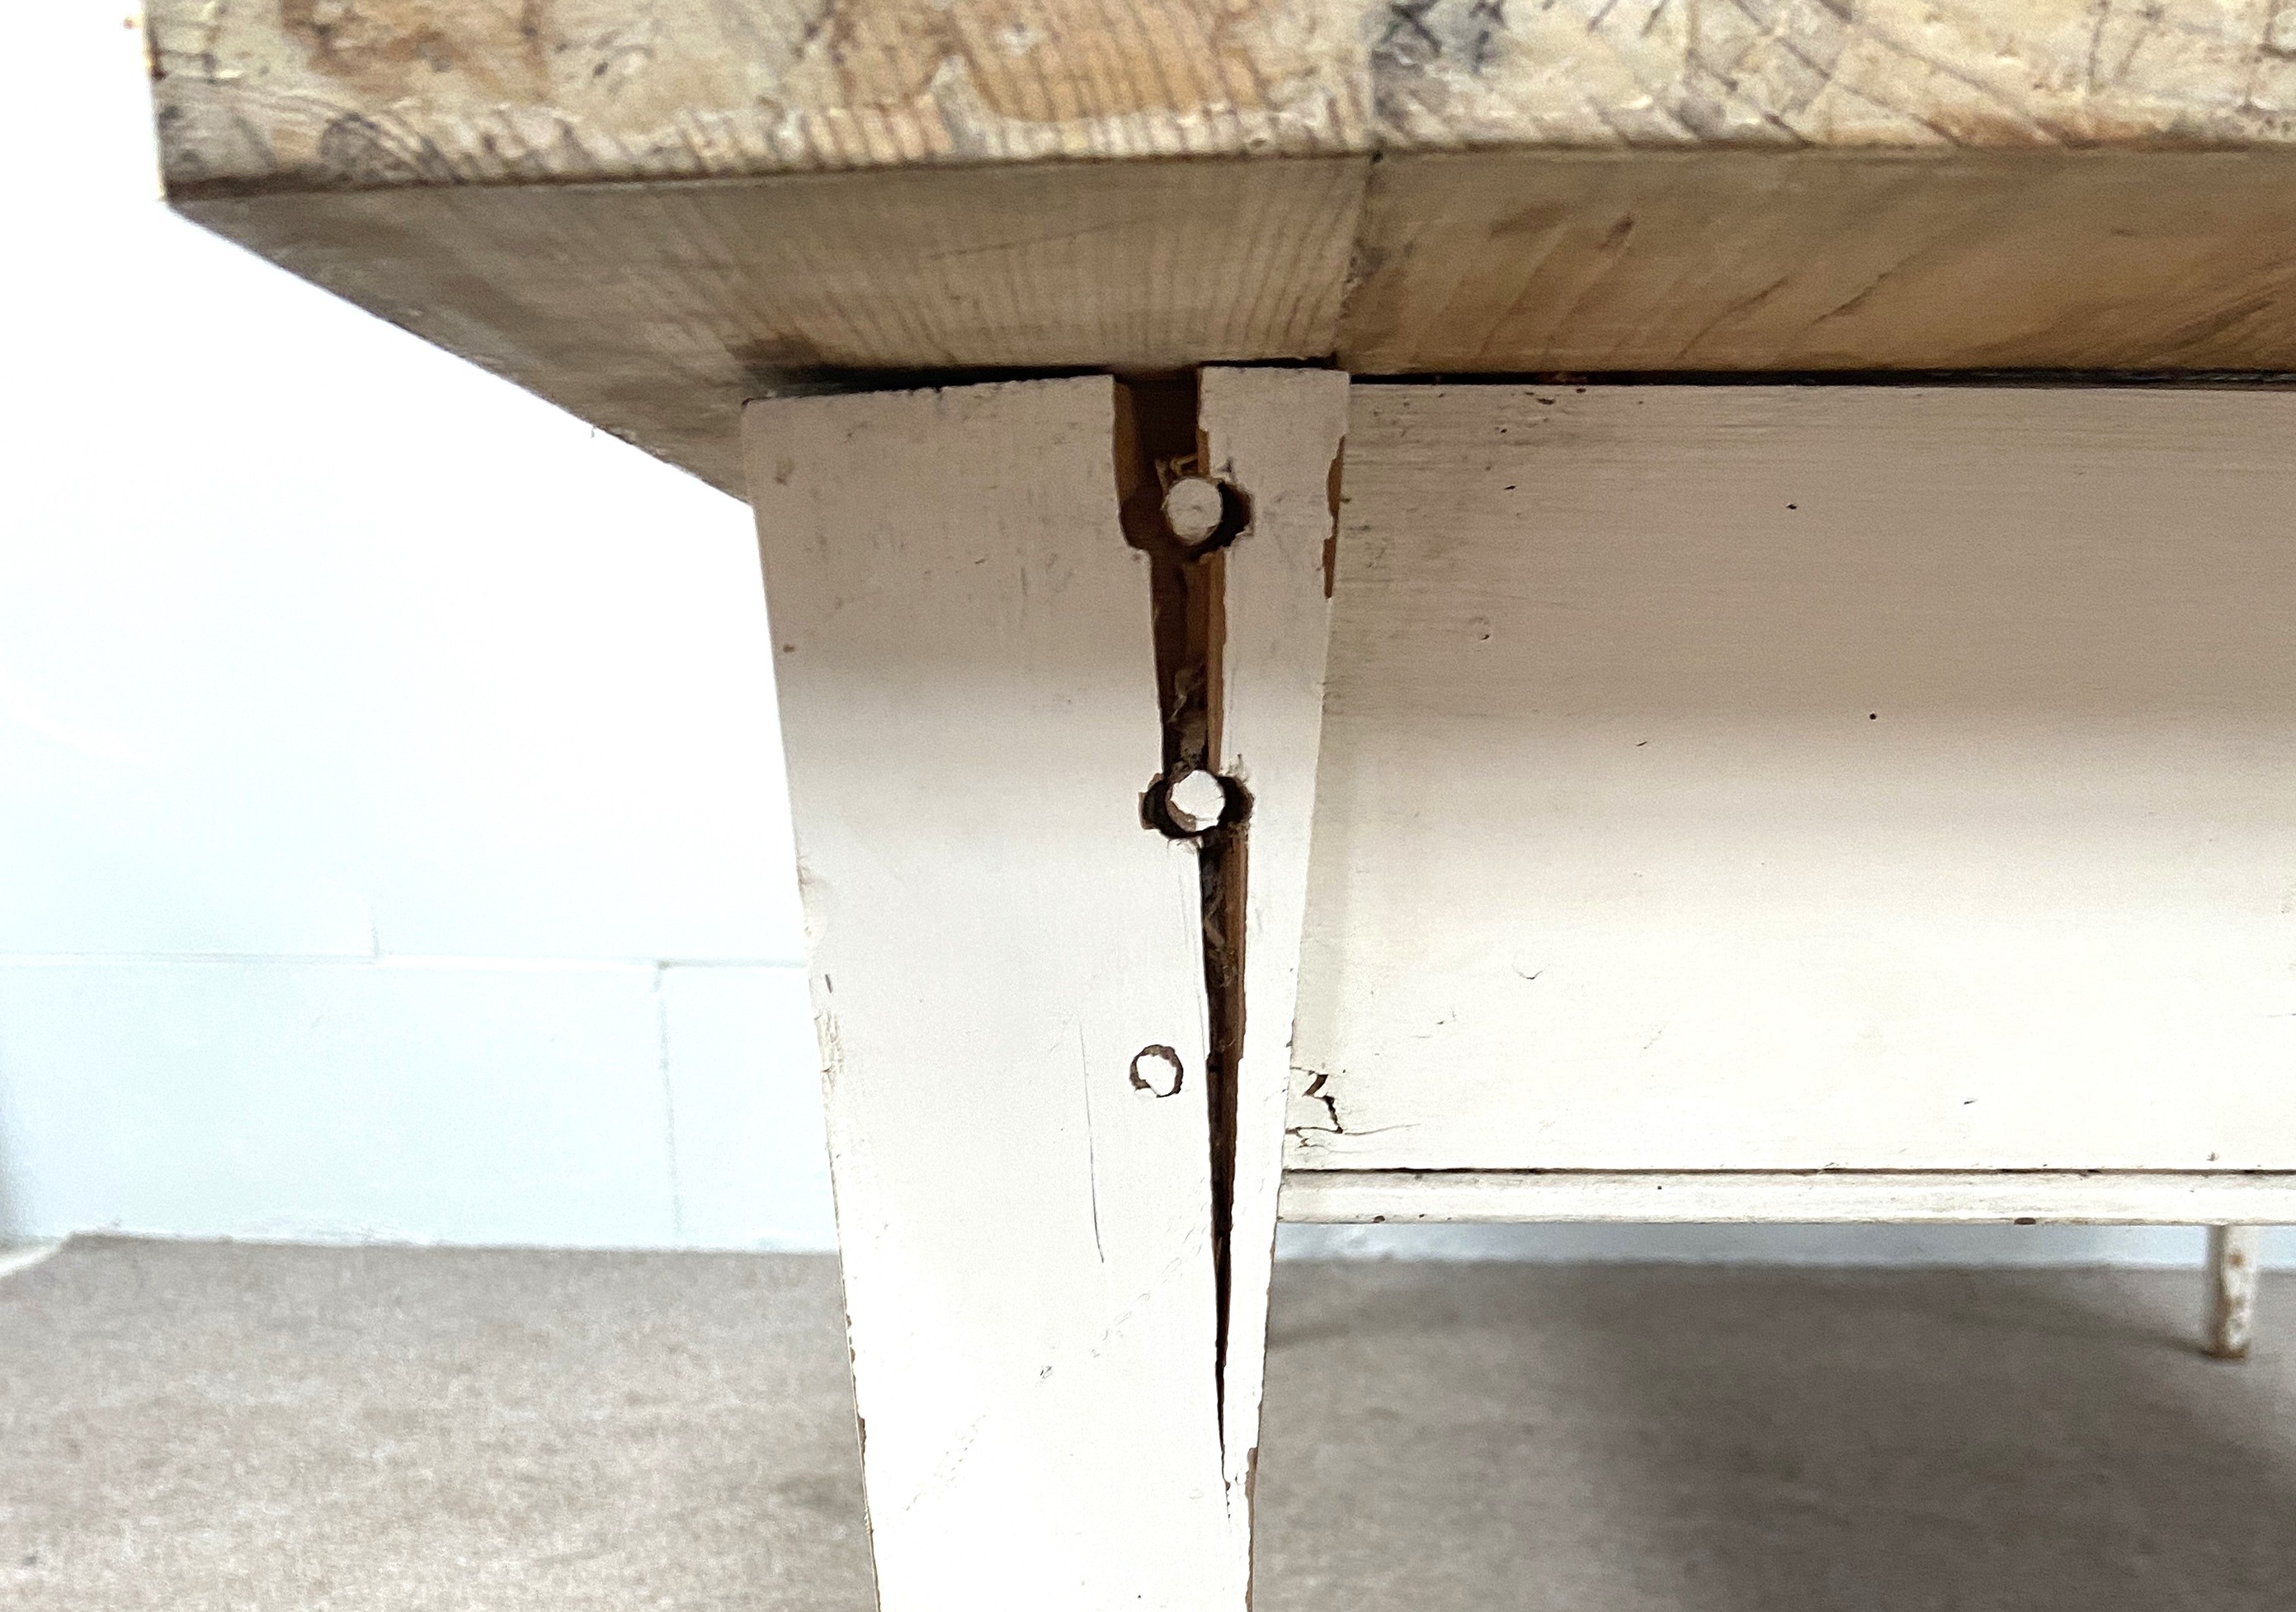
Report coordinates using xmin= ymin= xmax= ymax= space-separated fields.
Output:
xmin=1129 ymin=1044 xmax=1186 ymax=1098
xmin=1162 ymin=477 xmax=1225 ymax=546
xmin=1144 ymin=767 xmax=1246 ymax=839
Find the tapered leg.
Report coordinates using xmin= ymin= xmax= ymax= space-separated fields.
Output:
xmin=2205 ymin=1224 xmax=2263 ymax=1360
xmin=744 ymin=372 xmax=1344 ymax=1610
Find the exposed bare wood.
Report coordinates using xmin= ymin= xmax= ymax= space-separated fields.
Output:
xmin=744 ymin=376 xmax=1238 ymax=1610
xmin=147 ymin=0 xmax=1370 ymax=193
xmin=144 ymin=3 xmax=2296 ymax=491
xmin=1280 ymin=1171 xmax=2296 ymax=1225
xmin=148 ymin=1 xmax=2296 ymax=196
xmin=2207 ymin=1223 xmax=2265 ymax=1358
xmin=186 ymin=159 xmax=1360 ymax=497
xmin=1339 ymin=150 xmax=2296 ymax=375
xmin=1368 ymin=0 xmax=2296 ymax=152
xmin=1292 ymin=384 xmax=2296 ymax=1176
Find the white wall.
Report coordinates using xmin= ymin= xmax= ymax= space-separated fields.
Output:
xmin=0 ymin=8 xmax=826 ymax=1250
xmin=1 ymin=9 xmax=2284 ymax=1268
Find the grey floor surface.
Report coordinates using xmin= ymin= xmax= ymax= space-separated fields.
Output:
xmin=2 ymin=1237 xmax=2290 ymax=1610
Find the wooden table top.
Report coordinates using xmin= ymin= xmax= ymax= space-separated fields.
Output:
xmin=145 ymin=1 xmax=2296 ymax=493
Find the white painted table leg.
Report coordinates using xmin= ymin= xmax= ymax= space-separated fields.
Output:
xmin=1197 ymin=367 xmax=1348 ymax=1596
xmin=2205 ymin=1224 xmax=2263 ymax=1360
xmin=744 ymin=372 xmax=1343 ymax=1611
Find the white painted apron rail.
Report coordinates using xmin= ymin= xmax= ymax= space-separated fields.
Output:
xmin=1280 ymin=1171 xmax=2296 ymax=1226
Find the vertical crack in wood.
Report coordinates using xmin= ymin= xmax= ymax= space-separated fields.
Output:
xmin=1195 ymin=790 xmax=1248 ymax=1435
xmin=1115 ymin=371 xmax=1248 ymax=1447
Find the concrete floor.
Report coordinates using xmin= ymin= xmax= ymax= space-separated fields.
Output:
xmin=2 ymin=1238 xmax=2289 ymax=1610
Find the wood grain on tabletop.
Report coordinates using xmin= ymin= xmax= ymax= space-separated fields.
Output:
xmin=148 ymin=1 xmax=2296 ymax=191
